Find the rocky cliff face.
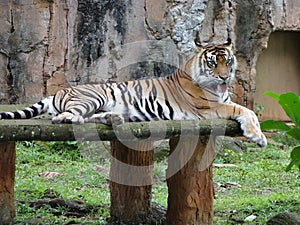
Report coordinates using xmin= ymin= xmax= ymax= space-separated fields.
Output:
xmin=0 ymin=0 xmax=299 ymax=108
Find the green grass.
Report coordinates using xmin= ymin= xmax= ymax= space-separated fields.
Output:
xmin=213 ymin=141 xmax=300 ymax=224
xmin=15 ymin=142 xmax=110 ymax=224
xmin=14 ymin=135 xmax=300 ymax=224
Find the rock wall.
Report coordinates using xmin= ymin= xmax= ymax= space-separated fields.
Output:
xmin=0 ymin=0 xmax=299 ymax=108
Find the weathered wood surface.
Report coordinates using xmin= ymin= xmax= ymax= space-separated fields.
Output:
xmin=0 ymin=142 xmax=16 ymax=225
xmin=109 ymin=140 xmax=154 ymax=224
xmin=0 ymin=119 xmax=242 ymax=142
xmin=167 ymin=136 xmax=215 ymax=225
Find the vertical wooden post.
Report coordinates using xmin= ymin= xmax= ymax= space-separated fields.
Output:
xmin=0 ymin=142 xmax=16 ymax=225
xmin=109 ymin=140 xmax=154 ymax=224
xmin=167 ymin=135 xmax=215 ymax=225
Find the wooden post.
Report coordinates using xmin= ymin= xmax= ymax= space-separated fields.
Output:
xmin=167 ymin=135 xmax=215 ymax=225
xmin=0 ymin=142 xmax=16 ymax=225
xmin=109 ymin=140 xmax=154 ymax=224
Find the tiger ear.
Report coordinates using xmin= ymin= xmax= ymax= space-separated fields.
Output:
xmin=194 ymin=37 xmax=202 ymax=47
xmin=194 ymin=36 xmax=205 ymax=51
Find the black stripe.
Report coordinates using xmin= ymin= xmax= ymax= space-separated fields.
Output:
xmin=13 ymin=112 xmax=21 ymax=119
xmin=127 ymin=90 xmax=133 ymax=106
xmin=133 ymin=100 xmax=150 ymax=121
xmin=223 ymin=95 xmax=229 ymax=103
xmin=1 ymin=112 xmax=19 ymax=119
xmin=108 ymin=85 xmax=116 ymax=101
xmin=31 ymin=106 xmax=39 ymax=117
xmin=81 ymin=102 xmax=93 ymax=117
xmin=145 ymin=99 xmax=158 ymax=120
xmin=156 ymin=79 xmax=174 ymax=120
xmin=24 ymin=110 xmax=32 ymax=118
xmin=67 ymin=107 xmax=82 ymax=115
xmin=165 ymin=100 xmax=174 ymax=120
xmin=134 ymin=80 xmax=142 ymax=100
xmin=53 ymin=92 xmax=65 ymax=113
xmin=38 ymin=101 xmax=44 ymax=109
xmin=157 ymin=102 xmax=165 ymax=120
xmin=151 ymin=81 xmax=157 ymax=101
xmin=129 ymin=116 xmax=141 ymax=122
xmin=148 ymin=94 xmax=155 ymax=112
xmin=145 ymin=79 xmax=150 ymax=89
xmin=2 ymin=113 xmax=12 ymax=119
xmin=118 ymin=83 xmax=129 ymax=109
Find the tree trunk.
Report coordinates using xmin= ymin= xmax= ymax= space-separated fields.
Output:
xmin=109 ymin=140 xmax=154 ymax=224
xmin=167 ymin=136 xmax=215 ymax=225
xmin=0 ymin=142 xmax=16 ymax=225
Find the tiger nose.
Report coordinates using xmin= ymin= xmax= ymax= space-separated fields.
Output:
xmin=219 ymin=74 xmax=229 ymax=81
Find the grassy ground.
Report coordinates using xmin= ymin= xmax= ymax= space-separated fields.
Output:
xmin=14 ymin=134 xmax=299 ymax=224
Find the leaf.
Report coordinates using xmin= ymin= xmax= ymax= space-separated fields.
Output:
xmin=286 ymin=128 xmax=300 ymax=142
xmin=264 ymin=91 xmax=280 ymax=102
xmin=286 ymin=146 xmax=300 ymax=171
xmin=278 ymin=92 xmax=300 ymax=127
xmin=260 ymin=120 xmax=292 ymax=132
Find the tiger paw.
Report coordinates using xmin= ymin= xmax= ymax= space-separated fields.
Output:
xmin=85 ymin=112 xmax=125 ymax=126
xmin=52 ymin=112 xmax=84 ymax=124
xmin=243 ymin=128 xmax=267 ymax=147
xmin=237 ymin=111 xmax=267 ymax=147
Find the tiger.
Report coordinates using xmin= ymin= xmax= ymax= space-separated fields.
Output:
xmin=0 ymin=38 xmax=267 ymax=147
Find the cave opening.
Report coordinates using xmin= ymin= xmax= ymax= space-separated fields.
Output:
xmin=255 ymin=31 xmax=300 ymax=121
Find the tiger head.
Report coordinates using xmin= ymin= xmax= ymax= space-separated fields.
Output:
xmin=191 ymin=38 xmax=237 ymax=94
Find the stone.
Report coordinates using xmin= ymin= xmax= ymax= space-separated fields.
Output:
xmin=267 ymin=212 xmax=300 ymax=225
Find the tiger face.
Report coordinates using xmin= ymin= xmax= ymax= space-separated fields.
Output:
xmin=193 ymin=38 xmax=237 ymax=94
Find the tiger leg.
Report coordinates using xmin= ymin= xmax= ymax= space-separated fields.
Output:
xmin=84 ymin=112 xmax=125 ymax=126
xmin=214 ymin=103 xmax=267 ymax=147
xmin=51 ymin=90 xmax=101 ymax=124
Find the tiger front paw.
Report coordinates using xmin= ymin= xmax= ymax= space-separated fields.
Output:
xmin=85 ymin=112 xmax=125 ymax=126
xmin=52 ymin=112 xmax=84 ymax=124
xmin=237 ymin=111 xmax=267 ymax=147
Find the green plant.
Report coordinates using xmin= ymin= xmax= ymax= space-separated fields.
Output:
xmin=260 ymin=92 xmax=300 ymax=171
xmin=255 ymin=102 xmax=265 ymax=120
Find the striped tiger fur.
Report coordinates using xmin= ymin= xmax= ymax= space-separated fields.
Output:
xmin=0 ymin=38 xmax=267 ymax=147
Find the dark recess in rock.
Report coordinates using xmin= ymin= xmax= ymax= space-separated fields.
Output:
xmin=77 ymin=0 xmax=131 ymax=66
xmin=125 ymin=62 xmax=177 ymax=80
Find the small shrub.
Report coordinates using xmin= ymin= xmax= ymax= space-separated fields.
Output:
xmin=260 ymin=92 xmax=300 ymax=171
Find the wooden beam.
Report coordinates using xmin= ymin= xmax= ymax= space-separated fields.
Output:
xmin=0 ymin=119 xmax=242 ymax=142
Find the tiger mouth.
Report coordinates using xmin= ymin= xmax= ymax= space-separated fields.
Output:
xmin=217 ymin=83 xmax=228 ymax=93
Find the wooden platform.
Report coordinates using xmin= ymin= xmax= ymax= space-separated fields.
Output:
xmin=0 ymin=119 xmax=242 ymax=225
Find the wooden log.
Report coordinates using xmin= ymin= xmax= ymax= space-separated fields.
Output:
xmin=0 ymin=142 xmax=16 ymax=225
xmin=0 ymin=119 xmax=242 ymax=142
xmin=109 ymin=140 xmax=154 ymax=224
xmin=167 ymin=135 xmax=215 ymax=225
